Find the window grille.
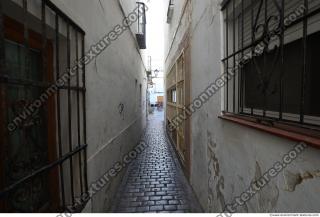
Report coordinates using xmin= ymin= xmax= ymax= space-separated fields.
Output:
xmin=136 ymin=2 xmax=146 ymax=49
xmin=0 ymin=0 xmax=88 ymax=212
xmin=221 ymin=0 xmax=320 ymax=128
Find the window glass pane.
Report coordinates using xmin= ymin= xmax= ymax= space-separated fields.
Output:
xmin=5 ymin=40 xmax=50 ymax=212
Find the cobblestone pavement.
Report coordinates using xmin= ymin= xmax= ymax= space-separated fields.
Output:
xmin=113 ymin=110 xmax=202 ymax=213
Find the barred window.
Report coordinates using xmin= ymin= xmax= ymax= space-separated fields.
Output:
xmin=167 ymin=0 xmax=174 ymax=23
xmin=221 ymin=0 xmax=320 ymax=127
xmin=0 ymin=0 xmax=87 ymax=212
xmin=136 ymin=2 xmax=146 ymax=49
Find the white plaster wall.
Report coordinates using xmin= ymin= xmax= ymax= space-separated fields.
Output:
xmin=49 ymin=0 xmax=148 ymax=212
xmin=164 ymin=0 xmax=190 ymax=70
xmin=165 ymin=0 xmax=320 ymax=213
xmin=190 ymin=0 xmax=320 ymax=213
xmin=164 ymin=0 xmax=191 ymax=128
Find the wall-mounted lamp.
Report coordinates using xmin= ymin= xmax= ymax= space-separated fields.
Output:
xmin=154 ymin=69 xmax=159 ymax=78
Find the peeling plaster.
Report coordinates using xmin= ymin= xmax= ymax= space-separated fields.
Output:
xmin=217 ymin=176 xmax=226 ymax=210
xmin=235 ymin=175 xmax=249 ymax=213
xmin=253 ymin=162 xmax=279 ymax=212
xmin=169 ymin=0 xmax=320 ymax=212
xmin=284 ymin=170 xmax=320 ymax=192
xmin=207 ymin=131 xmax=226 ymax=212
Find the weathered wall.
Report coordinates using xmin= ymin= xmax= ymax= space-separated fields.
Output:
xmin=165 ymin=0 xmax=320 ymax=213
xmin=164 ymin=0 xmax=191 ymax=65
xmin=50 ymin=0 xmax=148 ymax=212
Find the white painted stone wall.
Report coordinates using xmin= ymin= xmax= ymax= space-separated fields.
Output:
xmin=165 ymin=0 xmax=320 ymax=213
xmin=48 ymin=0 xmax=148 ymax=212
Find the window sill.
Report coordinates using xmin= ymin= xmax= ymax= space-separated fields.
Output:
xmin=219 ymin=114 xmax=320 ymax=149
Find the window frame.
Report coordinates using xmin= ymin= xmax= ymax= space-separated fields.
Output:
xmin=166 ymin=51 xmax=188 ymax=165
xmin=0 ymin=0 xmax=88 ymax=212
xmin=136 ymin=2 xmax=146 ymax=49
xmin=0 ymin=15 xmax=60 ymax=212
xmin=167 ymin=0 xmax=174 ymax=23
xmin=220 ymin=0 xmax=320 ymax=148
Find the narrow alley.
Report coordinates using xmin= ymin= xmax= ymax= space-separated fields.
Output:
xmin=113 ymin=110 xmax=202 ymax=213
xmin=1 ymin=0 xmax=320 ymax=215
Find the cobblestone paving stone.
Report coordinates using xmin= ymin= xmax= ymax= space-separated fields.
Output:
xmin=113 ymin=110 xmax=202 ymax=213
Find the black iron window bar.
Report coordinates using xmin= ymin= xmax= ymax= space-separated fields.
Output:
xmin=221 ymin=0 xmax=320 ymax=130
xmin=0 ymin=0 xmax=88 ymax=212
xmin=136 ymin=2 xmax=146 ymax=49
xmin=167 ymin=0 xmax=174 ymax=23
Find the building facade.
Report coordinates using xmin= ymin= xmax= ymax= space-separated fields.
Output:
xmin=0 ymin=0 xmax=147 ymax=212
xmin=148 ymin=70 xmax=164 ymax=107
xmin=165 ymin=0 xmax=320 ymax=212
